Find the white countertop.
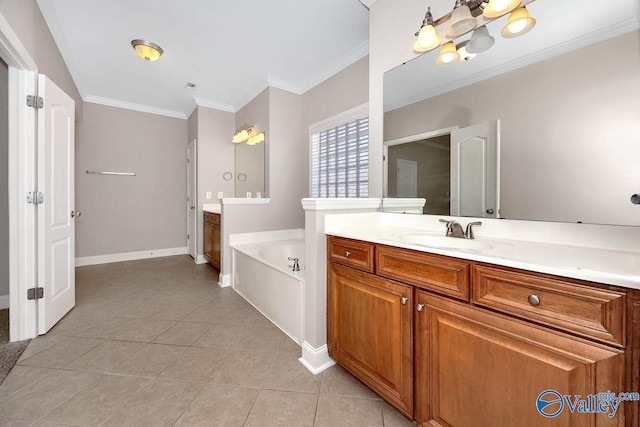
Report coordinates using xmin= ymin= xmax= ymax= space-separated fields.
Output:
xmin=202 ymin=203 xmax=221 ymax=214
xmin=324 ymin=213 xmax=640 ymax=290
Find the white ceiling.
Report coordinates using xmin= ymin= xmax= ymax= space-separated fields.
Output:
xmin=36 ymin=0 xmax=370 ymax=118
xmin=385 ymin=0 xmax=640 ymax=111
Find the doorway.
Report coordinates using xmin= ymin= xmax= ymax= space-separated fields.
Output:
xmin=187 ymin=139 xmax=197 ymax=260
xmin=1 ymin=57 xmax=8 ymax=311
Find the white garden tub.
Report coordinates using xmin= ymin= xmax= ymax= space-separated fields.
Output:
xmin=230 ymin=229 xmax=305 ymax=344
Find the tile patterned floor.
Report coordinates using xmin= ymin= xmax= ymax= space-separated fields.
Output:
xmin=0 ymin=255 xmax=415 ymax=426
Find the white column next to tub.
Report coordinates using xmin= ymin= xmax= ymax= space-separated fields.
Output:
xmin=299 ymin=198 xmax=382 ymax=374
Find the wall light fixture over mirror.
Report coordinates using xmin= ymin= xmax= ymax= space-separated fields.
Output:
xmin=383 ymin=0 xmax=640 ymax=227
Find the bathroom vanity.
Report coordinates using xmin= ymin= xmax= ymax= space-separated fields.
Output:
xmin=203 ymin=211 xmax=221 ymax=270
xmin=325 ymin=214 xmax=640 ymax=426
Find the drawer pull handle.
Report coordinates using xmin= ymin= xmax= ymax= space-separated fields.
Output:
xmin=344 ymin=251 xmax=351 ymax=258
xmin=400 ymin=297 xmax=408 ymax=305
xmin=416 ymin=303 xmax=425 ymax=312
xmin=528 ymin=294 xmax=541 ymax=307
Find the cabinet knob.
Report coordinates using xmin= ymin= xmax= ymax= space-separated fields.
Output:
xmin=400 ymin=296 xmax=408 ymax=305
xmin=528 ymin=294 xmax=541 ymax=307
xmin=344 ymin=251 xmax=351 ymax=258
xmin=416 ymin=303 xmax=425 ymax=312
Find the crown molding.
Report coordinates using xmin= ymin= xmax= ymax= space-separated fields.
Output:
xmin=360 ymin=0 xmax=377 ymax=8
xmin=84 ymin=95 xmax=187 ymax=119
xmin=193 ymin=97 xmax=235 ymax=113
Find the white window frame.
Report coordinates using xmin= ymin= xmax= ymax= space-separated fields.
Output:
xmin=309 ymin=103 xmax=369 ymax=198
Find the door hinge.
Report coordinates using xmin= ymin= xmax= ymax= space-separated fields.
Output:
xmin=187 ymin=234 xmax=190 ymax=240
xmin=27 ymin=287 xmax=44 ymax=300
xmin=26 ymin=95 xmax=44 ymax=109
xmin=26 ymin=191 xmax=44 ymax=204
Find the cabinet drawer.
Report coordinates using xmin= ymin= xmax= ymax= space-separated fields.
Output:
xmin=472 ymin=264 xmax=626 ymax=347
xmin=203 ymin=212 xmax=220 ymax=225
xmin=327 ymin=236 xmax=375 ymax=273
xmin=377 ymin=245 xmax=470 ymax=301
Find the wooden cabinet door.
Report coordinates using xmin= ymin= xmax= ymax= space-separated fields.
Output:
xmin=415 ymin=291 xmax=625 ymax=427
xmin=328 ymin=263 xmax=413 ymax=417
xmin=212 ymin=223 xmax=221 ymax=270
xmin=203 ymin=221 xmax=213 ymax=262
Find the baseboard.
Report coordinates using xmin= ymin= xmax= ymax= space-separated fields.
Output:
xmin=299 ymin=341 xmax=335 ymax=375
xmin=0 ymin=294 xmax=8 ymax=310
xmin=75 ymin=246 xmax=188 ymax=267
xmin=195 ymin=255 xmax=208 ymax=264
xmin=218 ymin=273 xmax=231 ymax=288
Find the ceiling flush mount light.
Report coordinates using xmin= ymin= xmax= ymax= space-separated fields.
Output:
xmin=232 ymin=125 xmax=264 ymax=145
xmin=131 ymin=39 xmax=163 ymax=61
xmin=501 ymin=6 xmax=536 ymax=38
xmin=412 ymin=0 xmax=537 ymax=65
xmin=483 ymin=0 xmax=521 ymax=19
xmin=413 ymin=7 xmax=441 ymax=52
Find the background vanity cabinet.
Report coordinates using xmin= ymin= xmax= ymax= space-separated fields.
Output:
xmin=203 ymin=212 xmax=220 ymax=270
xmin=326 ymin=235 xmax=638 ymax=426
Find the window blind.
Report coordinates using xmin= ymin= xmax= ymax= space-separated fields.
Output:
xmin=311 ymin=116 xmax=369 ymax=198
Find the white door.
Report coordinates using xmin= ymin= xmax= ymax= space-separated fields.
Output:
xmin=37 ymin=75 xmax=75 ymax=334
xmin=187 ymin=139 xmax=197 ymax=259
xmin=450 ymin=120 xmax=500 ymax=218
xmin=397 ymin=158 xmax=417 ymax=198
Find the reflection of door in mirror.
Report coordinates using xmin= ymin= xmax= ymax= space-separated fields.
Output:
xmin=385 ymin=120 xmax=499 ymax=216
xmin=396 ymin=159 xmax=417 ymax=198
xmin=451 ymin=120 xmax=500 ymax=218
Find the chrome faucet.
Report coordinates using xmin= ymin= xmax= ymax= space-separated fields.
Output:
xmin=288 ymin=257 xmax=300 ymax=272
xmin=439 ymin=219 xmax=482 ymax=239
xmin=439 ymin=219 xmax=465 ymax=238
xmin=465 ymin=221 xmax=482 ymax=239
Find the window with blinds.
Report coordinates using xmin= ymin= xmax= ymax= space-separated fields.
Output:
xmin=310 ymin=115 xmax=369 ymax=198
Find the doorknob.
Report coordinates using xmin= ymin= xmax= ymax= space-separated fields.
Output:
xmin=486 ymin=208 xmax=495 ymax=214
xmin=190 ymin=206 xmax=195 ymax=210
xmin=71 ymin=210 xmax=81 ymax=218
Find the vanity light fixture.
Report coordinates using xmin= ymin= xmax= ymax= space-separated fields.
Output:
xmin=483 ymin=0 xmax=521 ymax=19
xmin=131 ymin=39 xmax=163 ymax=61
xmin=413 ymin=7 xmax=441 ymax=52
xmin=232 ymin=125 xmax=264 ymax=145
xmin=456 ymin=40 xmax=477 ymax=61
xmin=436 ymin=42 xmax=460 ymax=65
xmin=446 ymin=0 xmax=477 ymax=39
xmin=501 ymin=6 xmax=536 ymax=38
xmin=413 ymin=0 xmax=537 ymax=64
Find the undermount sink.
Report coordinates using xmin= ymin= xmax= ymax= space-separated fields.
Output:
xmin=397 ymin=233 xmax=498 ymax=251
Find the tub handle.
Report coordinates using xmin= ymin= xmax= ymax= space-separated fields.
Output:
xmin=344 ymin=251 xmax=351 ymax=258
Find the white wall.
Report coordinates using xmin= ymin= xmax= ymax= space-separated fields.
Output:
xmin=0 ymin=57 xmax=8 ymax=298
xmin=75 ymin=102 xmax=188 ymax=259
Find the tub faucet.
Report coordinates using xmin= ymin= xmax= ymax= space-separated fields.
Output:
xmin=288 ymin=257 xmax=300 ymax=272
xmin=439 ymin=219 xmax=465 ymax=238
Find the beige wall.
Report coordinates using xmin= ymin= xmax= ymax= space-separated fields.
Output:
xmin=0 ymin=58 xmax=7 ymax=296
xmin=193 ymin=106 xmax=235 ymax=257
xmin=221 ymin=87 xmax=305 ymax=277
xmin=383 ymin=31 xmax=640 ymax=225
xmin=0 ymin=0 xmax=83 ymax=118
xmin=301 ymin=55 xmax=369 ymax=196
xmin=75 ymin=103 xmax=188 ymax=257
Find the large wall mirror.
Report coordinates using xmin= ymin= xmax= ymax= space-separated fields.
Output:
xmin=383 ymin=0 xmax=640 ymax=226
xmin=234 ymin=136 xmax=266 ymax=198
